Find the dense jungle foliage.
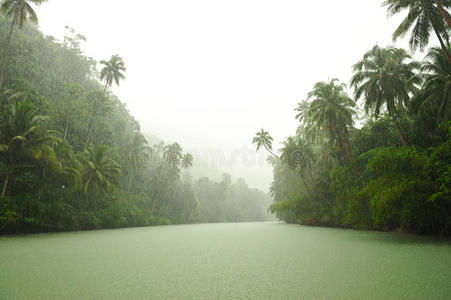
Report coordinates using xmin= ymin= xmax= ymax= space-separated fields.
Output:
xmin=254 ymin=1 xmax=451 ymax=236
xmin=0 ymin=11 xmax=271 ymax=234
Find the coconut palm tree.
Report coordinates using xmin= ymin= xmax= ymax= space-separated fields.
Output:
xmin=125 ymin=132 xmax=150 ymax=194
xmin=82 ymin=144 xmax=122 ymax=207
xmin=433 ymin=0 xmax=451 ymax=29
xmin=163 ymin=143 xmax=183 ymax=166
xmin=181 ymin=153 xmax=193 ymax=169
xmin=252 ymin=129 xmax=279 ymax=159
xmin=383 ymin=0 xmax=451 ymax=63
xmin=351 ymin=46 xmax=421 ymax=147
xmin=307 ymin=79 xmax=356 ymax=163
xmin=0 ymin=97 xmax=61 ymax=198
xmin=0 ymin=0 xmax=45 ymax=89
xmin=280 ymin=136 xmax=314 ymax=193
xmin=414 ymin=47 xmax=451 ymax=123
xmin=85 ymin=54 xmax=126 ymax=148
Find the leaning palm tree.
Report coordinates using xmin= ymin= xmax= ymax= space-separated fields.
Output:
xmin=0 ymin=0 xmax=46 ymax=89
xmin=85 ymin=54 xmax=126 ymax=148
xmin=82 ymin=145 xmax=122 ymax=207
xmin=181 ymin=153 xmax=194 ymax=169
xmin=252 ymin=128 xmax=279 ymax=158
xmin=414 ymin=47 xmax=451 ymax=123
xmin=0 ymin=97 xmax=61 ymax=198
xmin=383 ymin=0 xmax=451 ymax=63
xmin=433 ymin=0 xmax=451 ymax=28
xmin=307 ymin=79 xmax=356 ymax=164
xmin=351 ymin=46 xmax=421 ymax=147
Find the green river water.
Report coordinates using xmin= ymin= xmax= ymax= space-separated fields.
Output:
xmin=1 ymin=222 xmax=450 ymax=299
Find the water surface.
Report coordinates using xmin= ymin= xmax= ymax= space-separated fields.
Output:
xmin=1 ymin=222 xmax=450 ymax=299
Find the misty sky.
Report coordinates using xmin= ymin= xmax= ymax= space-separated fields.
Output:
xmin=35 ymin=0 xmax=420 ymax=191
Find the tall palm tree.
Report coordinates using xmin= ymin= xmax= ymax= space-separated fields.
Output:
xmin=0 ymin=0 xmax=45 ymax=89
xmin=85 ymin=54 xmax=126 ymax=148
xmin=280 ymin=136 xmax=314 ymax=193
xmin=295 ymin=99 xmax=330 ymax=164
xmin=383 ymin=0 xmax=451 ymax=63
xmin=163 ymin=142 xmax=183 ymax=166
xmin=181 ymin=153 xmax=193 ymax=169
xmin=307 ymin=79 xmax=356 ymax=164
xmin=351 ymin=46 xmax=420 ymax=147
xmin=414 ymin=47 xmax=451 ymax=123
xmin=252 ymin=128 xmax=279 ymax=158
xmin=125 ymin=132 xmax=150 ymax=194
xmin=433 ymin=0 xmax=451 ymax=29
xmin=0 ymin=97 xmax=61 ymax=198
xmin=82 ymin=145 xmax=122 ymax=207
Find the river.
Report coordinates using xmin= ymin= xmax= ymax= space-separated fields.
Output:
xmin=1 ymin=222 xmax=450 ymax=299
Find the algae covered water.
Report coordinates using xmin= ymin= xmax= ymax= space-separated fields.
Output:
xmin=1 ymin=222 xmax=450 ymax=299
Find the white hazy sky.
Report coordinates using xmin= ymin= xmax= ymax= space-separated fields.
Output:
xmin=35 ymin=0 xmax=419 ymax=191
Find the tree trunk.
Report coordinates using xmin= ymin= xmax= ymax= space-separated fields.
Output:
xmin=0 ymin=10 xmax=18 ymax=90
xmin=431 ymin=22 xmax=451 ymax=64
xmin=37 ymin=181 xmax=48 ymax=201
xmin=64 ymin=123 xmax=70 ymax=140
xmin=1 ymin=165 xmax=12 ymax=198
xmin=336 ymin=127 xmax=361 ymax=177
xmin=84 ymin=84 xmax=108 ymax=149
xmin=389 ymin=109 xmax=408 ymax=147
xmin=434 ymin=0 xmax=451 ymax=29
xmin=299 ymin=172 xmax=311 ymax=194
xmin=264 ymin=146 xmax=279 ymax=159
xmin=320 ymin=144 xmax=329 ymax=166
xmin=127 ymin=168 xmax=134 ymax=204
xmin=338 ymin=130 xmax=353 ymax=163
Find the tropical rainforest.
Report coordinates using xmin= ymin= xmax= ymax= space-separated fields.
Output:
xmin=0 ymin=1 xmax=271 ymax=234
xmin=253 ymin=0 xmax=451 ymax=236
xmin=0 ymin=0 xmax=450 ymax=237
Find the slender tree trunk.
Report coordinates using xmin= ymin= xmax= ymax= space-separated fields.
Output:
xmin=336 ymin=128 xmax=362 ymax=177
xmin=64 ymin=123 xmax=70 ymax=140
xmin=432 ymin=23 xmax=451 ymax=64
xmin=1 ymin=165 xmax=12 ymax=198
xmin=37 ymin=181 xmax=48 ymax=201
xmin=389 ymin=109 xmax=408 ymax=147
xmin=299 ymin=172 xmax=311 ymax=194
xmin=127 ymin=168 xmax=134 ymax=204
xmin=264 ymin=146 xmax=279 ymax=159
xmin=338 ymin=130 xmax=353 ymax=163
xmin=320 ymin=144 xmax=329 ymax=166
xmin=84 ymin=84 xmax=108 ymax=149
xmin=0 ymin=10 xmax=18 ymax=90
xmin=434 ymin=0 xmax=451 ymax=29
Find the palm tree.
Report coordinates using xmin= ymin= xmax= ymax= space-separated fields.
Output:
xmin=383 ymin=0 xmax=451 ymax=63
xmin=0 ymin=97 xmax=61 ymax=198
xmin=125 ymin=132 xmax=150 ymax=194
xmin=163 ymin=143 xmax=183 ymax=166
xmin=280 ymin=136 xmax=314 ymax=193
xmin=295 ymin=99 xmax=330 ymax=164
xmin=307 ymin=79 xmax=356 ymax=164
xmin=36 ymin=144 xmax=81 ymax=201
xmin=351 ymin=46 xmax=420 ymax=147
xmin=433 ymin=0 xmax=451 ymax=29
xmin=0 ymin=0 xmax=45 ymax=89
xmin=181 ymin=153 xmax=193 ymax=169
xmin=85 ymin=54 xmax=126 ymax=148
xmin=252 ymin=129 xmax=279 ymax=158
xmin=82 ymin=145 xmax=122 ymax=207
xmin=414 ymin=47 xmax=451 ymax=123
